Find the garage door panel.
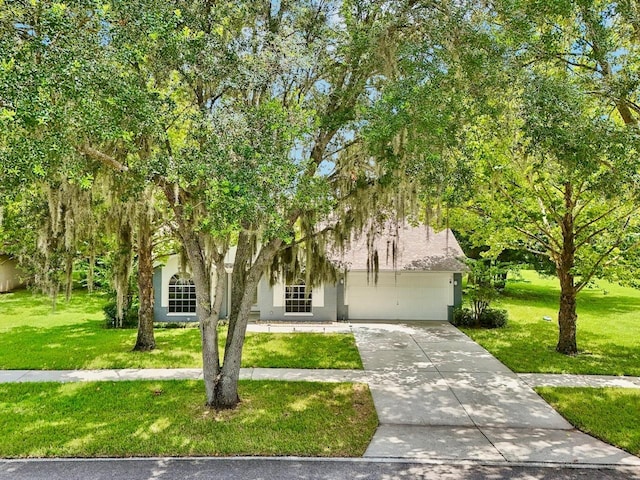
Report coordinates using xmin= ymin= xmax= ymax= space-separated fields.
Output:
xmin=346 ymin=272 xmax=451 ymax=320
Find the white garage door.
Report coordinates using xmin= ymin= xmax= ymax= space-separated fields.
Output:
xmin=346 ymin=271 xmax=452 ymax=320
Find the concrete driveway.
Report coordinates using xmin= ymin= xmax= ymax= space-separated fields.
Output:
xmin=353 ymin=322 xmax=640 ymax=466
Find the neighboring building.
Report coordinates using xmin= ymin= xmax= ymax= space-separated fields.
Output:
xmin=0 ymin=255 xmax=24 ymax=293
xmin=153 ymin=224 xmax=465 ymax=323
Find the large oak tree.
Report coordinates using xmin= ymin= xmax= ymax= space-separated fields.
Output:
xmin=2 ymin=0 xmax=427 ymax=408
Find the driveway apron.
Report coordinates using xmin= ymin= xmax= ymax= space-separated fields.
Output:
xmin=353 ymin=322 xmax=640 ymax=466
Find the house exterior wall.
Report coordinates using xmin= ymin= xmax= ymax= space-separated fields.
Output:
xmin=153 ymin=256 xmax=463 ymax=324
xmin=448 ymin=272 xmax=463 ymax=322
xmin=152 ymin=256 xmax=229 ymax=323
xmin=0 ymin=255 xmax=23 ymax=293
xmin=258 ymin=277 xmax=337 ymax=322
xmin=336 ymin=275 xmax=348 ymax=321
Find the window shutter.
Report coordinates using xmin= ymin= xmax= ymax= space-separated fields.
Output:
xmin=273 ymin=282 xmax=284 ymax=307
xmin=311 ymin=283 xmax=324 ymax=307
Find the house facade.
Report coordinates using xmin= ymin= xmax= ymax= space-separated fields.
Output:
xmin=153 ymin=225 xmax=465 ymax=323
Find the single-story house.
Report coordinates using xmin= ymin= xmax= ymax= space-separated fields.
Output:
xmin=153 ymin=224 xmax=465 ymax=323
xmin=0 ymin=255 xmax=24 ymax=293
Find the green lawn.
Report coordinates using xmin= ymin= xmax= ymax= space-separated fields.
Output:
xmin=462 ymin=271 xmax=640 ymax=376
xmin=0 ymin=380 xmax=378 ymax=458
xmin=537 ymin=387 xmax=640 ymax=457
xmin=0 ymin=290 xmax=362 ymax=370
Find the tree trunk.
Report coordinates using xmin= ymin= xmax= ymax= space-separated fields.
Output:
xmin=163 ymin=185 xmax=225 ymax=407
xmin=215 ymin=276 xmax=256 ymax=408
xmin=189 ymin=248 xmax=220 ymax=406
xmin=202 ymin=259 xmax=226 ymax=406
xmin=557 ymin=283 xmax=578 ymax=355
xmin=133 ymin=209 xmax=155 ymax=351
xmin=50 ymin=281 xmax=58 ymax=313
xmin=64 ymin=253 xmax=73 ymax=302
xmin=114 ymin=222 xmax=133 ymax=328
xmin=87 ymin=248 xmax=95 ymax=294
xmin=214 ymin=237 xmax=283 ymax=409
xmin=556 ymin=182 xmax=578 ymax=355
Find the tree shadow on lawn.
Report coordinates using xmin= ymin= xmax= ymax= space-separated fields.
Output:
xmin=0 ymin=380 xmax=376 ymax=458
xmin=503 ymin=283 xmax=640 ymax=316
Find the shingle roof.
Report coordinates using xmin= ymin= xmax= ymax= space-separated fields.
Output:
xmin=335 ymin=224 xmax=466 ymax=272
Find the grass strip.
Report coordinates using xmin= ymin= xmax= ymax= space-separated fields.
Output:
xmin=0 ymin=380 xmax=377 ymax=458
xmin=536 ymin=387 xmax=640 ymax=457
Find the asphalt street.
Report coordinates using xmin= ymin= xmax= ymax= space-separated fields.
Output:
xmin=1 ymin=458 xmax=639 ymax=480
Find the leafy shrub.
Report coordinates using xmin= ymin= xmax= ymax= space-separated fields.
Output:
xmin=452 ymin=307 xmax=475 ymax=327
xmin=479 ymin=308 xmax=508 ymax=329
xmin=103 ymin=301 xmax=138 ymax=329
xmin=155 ymin=322 xmax=193 ymax=329
xmin=453 ymin=307 xmax=508 ymax=329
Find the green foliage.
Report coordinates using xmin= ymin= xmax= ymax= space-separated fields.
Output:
xmin=463 ymin=259 xmax=510 ymax=324
xmin=452 ymin=307 xmax=475 ymax=327
xmin=453 ymin=307 xmax=508 ymax=329
xmin=103 ymin=300 xmax=138 ymax=329
xmin=478 ymin=308 xmax=509 ymax=329
xmin=0 ymin=380 xmax=377 ymax=457
xmin=73 ymin=257 xmax=110 ymax=291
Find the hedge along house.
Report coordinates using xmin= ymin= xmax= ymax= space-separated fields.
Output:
xmin=153 ymin=224 xmax=465 ymax=323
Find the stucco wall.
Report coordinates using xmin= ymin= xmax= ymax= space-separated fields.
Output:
xmin=258 ymin=277 xmax=337 ymax=322
xmin=336 ymin=276 xmax=348 ymax=321
xmin=152 ymin=258 xmax=229 ymax=322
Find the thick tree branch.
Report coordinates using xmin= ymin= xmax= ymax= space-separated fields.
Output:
xmin=512 ymin=225 xmax=557 ymax=255
xmin=77 ymin=145 xmax=129 ymax=172
xmin=289 ymin=224 xmax=335 ymax=247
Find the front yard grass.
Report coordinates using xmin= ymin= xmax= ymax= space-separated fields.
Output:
xmin=536 ymin=387 xmax=640 ymax=457
xmin=0 ymin=290 xmax=362 ymax=370
xmin=462 ymin=271 xmax=640 ymax=376
xmin=0 ymin=380 xmax=377 ymax=458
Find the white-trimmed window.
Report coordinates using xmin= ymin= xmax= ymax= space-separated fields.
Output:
xmin=285 ymin=283 xmax=312 ymax=314
xmin=168 ymin=274 xmax=196 ymax=314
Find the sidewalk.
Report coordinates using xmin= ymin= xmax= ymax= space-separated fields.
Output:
xmin=0 ymin=322 xmax=639 ymax=467
xmin=3 ymin=366 xmax=639 ymax=388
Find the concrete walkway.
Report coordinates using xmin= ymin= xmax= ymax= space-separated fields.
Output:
xmin=1 ymin=322 xmax=639 ymax=467
xmin=352 ymin=322 xmax=640 ymax=466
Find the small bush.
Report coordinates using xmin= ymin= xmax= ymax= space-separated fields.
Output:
xmin=479 ymin=308 xmax=508 ymax=329
xmin=154 ymin=322 xmax=193 ymax=329
xmin=103 ymin=301 xmax=138 ymax=329
xmin=452 ymin=307 xmax=475 ymax=327
xmin=453 ymin=307 xmax=508 ymax=329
